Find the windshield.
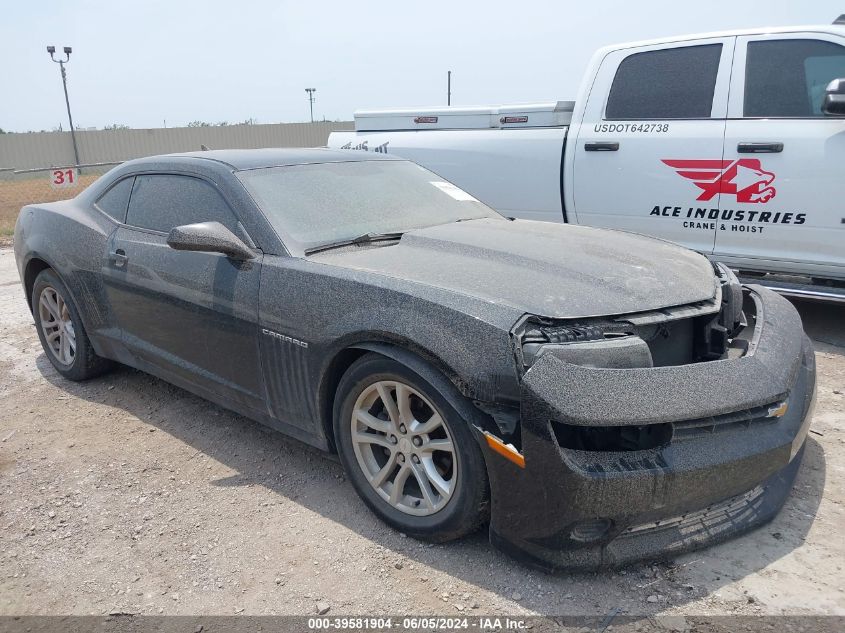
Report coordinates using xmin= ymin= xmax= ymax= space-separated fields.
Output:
xmin=236 ymin=160 xmax=501 ymax=254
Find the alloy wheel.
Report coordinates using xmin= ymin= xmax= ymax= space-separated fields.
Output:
xmin=38 ymin=286 xmax=76 ymax=366
xmin=350 ymin=380 xmax=457 ymax=516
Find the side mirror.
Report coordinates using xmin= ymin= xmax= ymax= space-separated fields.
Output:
xmin=822 ymin=78 xmax=845 ymax=116
xmin=166 ymin=221 xmax=255 ymax=260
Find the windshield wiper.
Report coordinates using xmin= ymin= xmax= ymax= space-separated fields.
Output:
xmin=304 ymin=231 xmax=405 ymax=255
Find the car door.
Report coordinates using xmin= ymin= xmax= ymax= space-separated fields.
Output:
xmin=101 ymin=173 xmax=265 ymax=412
xmin=571 ymin=37 xmax=735 ymax=254
xmin=715 ymin=33 xmax=845 ymax=279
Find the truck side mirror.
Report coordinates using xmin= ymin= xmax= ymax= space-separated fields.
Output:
xmin=822 ymin=78 xmax=845 ymax=116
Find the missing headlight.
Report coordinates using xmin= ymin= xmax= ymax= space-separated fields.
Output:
xmin=522 ymin=335 xmax=654 ymax=369
xmin=513 ymin=317 xmax=651 ymax=369
xmin=537 ymin=324 xmax=604 ymax=344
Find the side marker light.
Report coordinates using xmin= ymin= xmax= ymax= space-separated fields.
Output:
xmin=484 ymin=432 xmax=525 ymax=469
xmin=767 ymin=401 xmax=788 ymax=418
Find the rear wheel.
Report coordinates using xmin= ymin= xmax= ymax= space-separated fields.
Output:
xmin=334 ymin=354 xmax=489 ymax=541
xmin=32 ymin=269 xmax=112 ymax=381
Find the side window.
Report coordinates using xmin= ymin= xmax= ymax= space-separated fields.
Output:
xmin=745 ymin=39 xmax=845 ymax=117
xmin=606 ymin=44 xmax=723 ymax=120
xmin=125 ymin=174 xmax=238 ymax=233
xmin=94 ymin=177 xmax=134 ymax=222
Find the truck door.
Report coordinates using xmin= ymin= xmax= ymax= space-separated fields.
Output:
xmin=715 ymin=33 xmax=845 ymax=280
xmin=570 ymin=37 xmax=735 ymax=254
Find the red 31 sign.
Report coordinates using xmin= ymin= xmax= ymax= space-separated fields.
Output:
xmin=50 ymin=168 xmax=77 ymax=189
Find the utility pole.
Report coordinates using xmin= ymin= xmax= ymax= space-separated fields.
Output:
xmin=305 ymin=88 xmax=316 ymax=123
xmin=447 ymin=71 xmax=452 ymax=106
xmin=47 ymin=46 xmax=81 ymax=169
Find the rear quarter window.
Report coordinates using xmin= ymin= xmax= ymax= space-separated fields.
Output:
xmin=94 ymin=177 xmax=134 ymax=223
xmin=605 ymin=44 xmax=723 ymax=119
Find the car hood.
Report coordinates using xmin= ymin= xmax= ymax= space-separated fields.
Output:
xmin=308 ymin=218 xmax=717 ymax=318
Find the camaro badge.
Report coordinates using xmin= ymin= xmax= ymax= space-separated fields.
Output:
xmin=261 ymin=328 xmax=309 ymax=348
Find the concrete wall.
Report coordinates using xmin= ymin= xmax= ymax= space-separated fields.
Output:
xmin=0 ymin=121 xmax=353 ymax=170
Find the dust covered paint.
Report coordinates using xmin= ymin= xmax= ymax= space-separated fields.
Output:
xmin=12 ymin=148 xmax=815 ymax=570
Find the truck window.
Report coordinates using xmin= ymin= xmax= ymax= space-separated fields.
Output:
xmin=744 ymin=39 xmax=845 ymax=117
xmin=605 ymin=44 xmax=722 ymax=120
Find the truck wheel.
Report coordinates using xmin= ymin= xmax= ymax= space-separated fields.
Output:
xmin=32 ymin=269 xmax=112 ymax=381
xmin=334 ymin=353 xmax=489 ymax=541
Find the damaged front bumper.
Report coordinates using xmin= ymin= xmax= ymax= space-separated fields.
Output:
xmin=480 ymin=285 xmax=816 ymax=571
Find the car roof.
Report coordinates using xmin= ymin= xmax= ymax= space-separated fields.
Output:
xmin=127 ymin=147 xmax=398 ymax=171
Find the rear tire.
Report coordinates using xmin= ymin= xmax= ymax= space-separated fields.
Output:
xmin=32 ymin=269 xmax=112 ymax=381
xmin=334 ymin=353 xmax=489 ymax=542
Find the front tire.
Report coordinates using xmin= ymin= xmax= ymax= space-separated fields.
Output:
xmin=334 ymin=353 xmax=489 ymax=542
xmin=32 ymin=269 xmax=112 ymax=381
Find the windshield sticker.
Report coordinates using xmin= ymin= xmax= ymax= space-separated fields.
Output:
xmin=429 ymin=181 xmax=478 ymax=202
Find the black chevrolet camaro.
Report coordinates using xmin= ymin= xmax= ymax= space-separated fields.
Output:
xmin=14 ymin=149 xmax=815 ymax=570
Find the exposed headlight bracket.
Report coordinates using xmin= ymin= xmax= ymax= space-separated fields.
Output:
xmin=523 ymin=335 xmax=654 ymax=369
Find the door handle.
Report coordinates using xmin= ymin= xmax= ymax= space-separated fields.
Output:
xmin=737 ymin=142 xmax=783 ymax=153
xmin=585 ymin=141 xmax=620 ymax=152
xmin=110 ymin=249 xmax=128 ymax=268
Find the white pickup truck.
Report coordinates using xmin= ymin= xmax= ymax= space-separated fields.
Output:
xmin=329 ymin=20 xmax=845 ymax=300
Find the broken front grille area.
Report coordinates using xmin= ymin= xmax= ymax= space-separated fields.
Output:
xmin=550 ymin=399 xmax=786 ymax=468
xmin=672 ymin=401 xmax=782 ymax=439
xmin=620 ymin=484 xmax=766 ymax=538
xmin=514 ymin=274 xmax=753 ymax=372
xmin=622 ymin=281 xmax=753 ymax=367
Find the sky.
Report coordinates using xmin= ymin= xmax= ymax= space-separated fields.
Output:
xmin=1 ymin=0 xmax=842 ymax=132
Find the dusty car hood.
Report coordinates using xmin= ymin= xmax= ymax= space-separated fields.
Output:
xmin=309 ymin=218 xmax=717 ymax=318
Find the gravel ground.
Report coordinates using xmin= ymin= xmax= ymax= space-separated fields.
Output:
xmin=0 ymin=246 xmax=843 ymax=618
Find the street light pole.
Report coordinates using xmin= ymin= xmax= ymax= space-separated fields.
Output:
xmin=47 ymin=46 xmax=81 ymax=169
xmin=447 ymin=71 xmax=452 ymax=106
xmin=305 ymin=88 xmax=316 ymax=123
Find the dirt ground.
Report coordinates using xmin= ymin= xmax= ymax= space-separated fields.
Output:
xmin=0 ymin=246 xmax=843 ymax=619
